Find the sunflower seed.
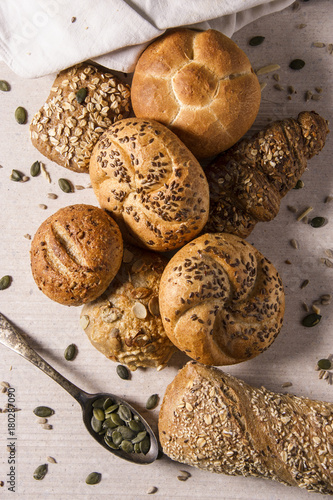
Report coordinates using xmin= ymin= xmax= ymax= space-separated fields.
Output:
xmin=0 ymin=275 xmax=11 ymax=290
xmin=290 ymin=239 xmax=299 ymax=249
xmin=33 ymin=464 xmax=48 ymax=480
xmin=85 ymin=472 xmax=101 ymax=485
xmin=15 ymin=106 xmax=27 ymax=124
xmin=313 ymin=42 xmax=325 ymax=48
xmin=47 ymin=456 xmax=57 ymax=464
xmin=42 ymin=424 xmax=53 ymax=430
xmin=64 ymin=343 xmax=77 ymax=361
xmin=147 ymin=486 xmax=158 ymax=494
xmin=33 ymin=406 xmax=54 ymax=418
xmin=30 ymin=161 xmax=41 ymax=177
xmin=47 ymin=193 xmax=58 ymax=199
xmin=146 ymin=394 xmax=159 ymax=410
xmin=58 ymin=178 xmax=73 ymax=193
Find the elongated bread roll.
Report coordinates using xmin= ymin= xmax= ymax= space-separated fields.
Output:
xmin=159 ymin=361 xmax=333 ymax=495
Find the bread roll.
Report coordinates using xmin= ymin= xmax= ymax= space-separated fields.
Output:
xmin=131 ymin=29 xmax=261 ymax=159
xmin=89 ymin=118 xmax=209 ymax=251
xmin=80 ymin=244 xmax=176 ymax=370
xmin=159 ymin=361 xmax=333 ymax=495
xmin=30 ymin=204 xmax=123 ymax=306
xmin=159 ymin=233 xmax=285 ymax=365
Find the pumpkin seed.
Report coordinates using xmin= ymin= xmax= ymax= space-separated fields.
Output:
xmin=105 ymin=403 xmax=119 ymax=414
xmin=15 ymin=106 xmax=27 ymax=124
xmin=0 ymin=80 xmax=10 ymax=91
xmin=33 ymin=406 xmax=54 ymax=418
xmin=112 ymin=430 xmax=123 ymax=446
xmin=118 ymin=404 xmax=132 ymax=422
xmin=120 ymin=440 xmax=134 ymax=453
xmin=93 ymin=408 xmax=105 ymax=421
xmin=102 ymin=397 xmax=113 ymax=410
xmin=128 ymin=419 xmax=144 ymax=432
xmin=118 ymin=425 xmax=136 ymax=440
xmin=30 ymin=161 xmax=41 ymax=177
xmin=146 ymin=394 xmax=159 ymax=410
xmin=289 ymin=59 xmax=305 ymax=70
xmin=91 ymin=415 xmax=103 ymax=433
xmin=92 ymin=397 xmax=105 ymax=408
xmin=85 ymin=472 xmax=101 ymax=485
xmin=58 ymin=178 xmax=73 ymax=193
xmin=0 ymin=275 xmax=11 ymax=290
xmin=64 ymin=343 xmax=77 ymax=361
xmin=10 ymin=169 xmax=23 ymax=182
xmin=318 ymin=359 xmax=332 ymax=370
xmin=249 ymin=36 xmax=265 ymax=46
xmin=102 ymin=417 xmax=117 ymax=429
xmin=302 ymin=313 xmax=322 ymax=327
xmin=310 ymin=216 xmax=326 ymax=228
xmin=132 ymin=431 xmax=147 ymax=444
xmin=76 ymin=88 xmax=87 ymax=104
xmin=140 ymin=436 xmax=150 ymax=455
xmin=104 ymin=435 xmax=118 ymax=449
xmin=132 ymin=302 xmax=147 ymax=319
xmin=116 ymin=364 xmax=130 ymax=380
xmin=134 ymin=443 xmax=141 ymax=453
xmin=148 ymin=296 xmax=160 ymax=317
xmin=110 ymin=412 xmax=125 ymax=426
xmin=33 ymin=464 xmax=48 ymax=480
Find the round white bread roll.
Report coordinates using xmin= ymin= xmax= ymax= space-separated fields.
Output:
xmin=159 ymin=233 xmax=285 ymax=366
xmin=89 ymin=118 xmax=209 ymax=252
xmin=131 ymin=29 xmax=261 ymax=159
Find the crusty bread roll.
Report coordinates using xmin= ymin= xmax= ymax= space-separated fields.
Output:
xmin=131 ymin=29 xmax=261 ymax=159
xmin=159 ymin=233 xmax=285 ymax=365
xmin=89 ymin=118 xmax=209 ymax=251
xmin=159 ymin=361 xmax=333 ymax=495
xmin=80 ymin=244 xmax=176 ymax=370
xmin=30 ymin=204 xmax=123 ymax=306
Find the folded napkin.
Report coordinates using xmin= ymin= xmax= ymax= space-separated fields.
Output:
xmin=0 ymin=0 xmax=294 ymax=78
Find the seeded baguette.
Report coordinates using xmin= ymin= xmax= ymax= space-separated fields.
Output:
xmin=30 ymin=62 xmax=131 ymax=173
xmin=205 ymin=111 xmax=329 ymax=238
xmin=89 ymin=118 xmax=209 ymax=251
xmin=30 ymin=204 xmax=123 ymax=306
xmin=159 ymin=233 xmax=285 ymax=366
xmin=159 ymin=361 xmax=333 ymax=495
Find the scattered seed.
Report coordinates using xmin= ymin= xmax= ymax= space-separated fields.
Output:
xmin=15 ymin=106 xmax=27 ymax=124
xmin=10 ymin=169 xmax=23 ymax=182
xmin=300 ymin=279 xmax=309 ymax=289
xmin=64 ymin=343 xmax=77 ymax=361
xmin=260 ymin=82 xmax=267 ymax=91
xmin=249 ymin=36 xmax=265 ymax=46
xmin=315 ymin=87 xmax=323 ymax=93
xmin=312 ymin=304 xmax=321 ymax=315
xmin=147 ymin=486 xmax=158 ymax=494
xmin=293 ymin=179 xmax=304 ymax=189
xmin=302 ymin=302 xmax=309 ymax=312
xmin=288 ymin=85 xmax=295 ymax=94
xmin=272 ymin=73 xmax=280 ymax=81
xmin=287 ymin=205 xmax=297 ymax=213
xmin=312 ymin=42 xmax=325 ymax=48
xmin=285 ymin=259 xmax=292 ymax=265
xmin=328 ymin=44 xmax=333 ymax=55
xmin=0 ymin=480 xmax=4 ymax=486
xmin=289 ymin=59 xmax=305 ymax=70
xmin=30 ymin=160 xmax=41 ymax=177
xmin=273 ymin=84 xmax=284 ymax=91
xmin=146 ymin=394 xmax=159 ymax=410
xmin=33 ymin=406 xmax=54 ymax=418
xmin=47 ymin=456 xmax=57 ymax=464
xmin=76 ymin=88 xmax=87 ymax=104
xmin=281 ymin=382 xmax=293 ymax=388
xmin=58 ymin=178 xmax=73 ymax=193
xmin=318 ymin=359 xmax=331 ymax=370
xmin=321 ymin=258 xmax=333 ymax=268
xmin=302 ymin=313 xmax=322 ymax=327
xmin=1 ymin=381 xmax=10 ymax=388
xmin=39 ymin=204 xmax=47 ymax=210
xmin=177 ymin=470 xmax=192 ymax=481
xmin=85 ymin=472 xmax=101 ymax=485
xmin=310 ymin=216 xmax=326 ymax=228
xmin=0 ymin=80 xmax=10 ymax=91
xmin=290 ymin=239 xmax=299 ymax=249
xmin=80 ymin=314 xmax=90 ymax=330
xmin=311 ymin=94 xmax=322 ymax=101
xmin=42 ymin=424 xmax=53 ymax=430
xmin=297 ymin=206 xmax=313 ymax=221
xmin=0 ymin=275 xmax=11 ymax=290
xmin=41 ymin=164 xmax=51 ymax=183
xmin=33 ymin=464 xmax=48 ymax=480
xmin=297 ymin=23 xmax=307 ymax=29
xmin=71 ymin=16 xmax=76 ymax=23
xmin=37 ymin=417 xmax=47 ymax=424
xmin=21 ymin=175 xmax=29 ymax=182
xmin=305 ymin=90 xmax=313 ymax=101
xmin=256 ymin=64 xmax=280 ymax=75
xmin=116 ymin=364 xmax=130 ymax=380
xmin=324 ymin=249 xmax=333 ymax=258
xmin=47 ymin=193 xmax=58 ymax=199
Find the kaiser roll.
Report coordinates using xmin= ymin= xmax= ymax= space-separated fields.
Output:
xmin=89 ymin=118 xmax=209 ymax=252
xmin=30 ymin=204 xmax=123 ymax=306
xmin=159 ymin=233 xmax=285 ymax=366
xmin=131 ymin=29 xmax=261 ymax=159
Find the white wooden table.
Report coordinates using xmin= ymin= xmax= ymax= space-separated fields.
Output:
xmin=0 ymin=1 xmax=332 ymax=498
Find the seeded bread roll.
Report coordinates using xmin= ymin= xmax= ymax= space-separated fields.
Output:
xmin=131 ymin=29 xmax=261 ymax=159
xmin=159 ymin=361 xmax=333 ymax=495
xmin=80 ymin=245 xmax=176 ymax=370
xmin=159 ymin=233 xmax=285 ymax=365
xmin=30 ymin=204 xmax=123 ymax=306
xmin=89 ymin=118 xmax=209 ymax=251
xmin=30 ymin=62 xmax=131 ymax=173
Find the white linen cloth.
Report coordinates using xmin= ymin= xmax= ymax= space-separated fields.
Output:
xmin=0 ymin=0 xmax=294 ymax=78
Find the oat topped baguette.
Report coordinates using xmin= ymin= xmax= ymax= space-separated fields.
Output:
xmin=159 ymin=361 xmax=333 ymax=495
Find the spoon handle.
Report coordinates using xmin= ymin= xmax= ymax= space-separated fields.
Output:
xmin=0 ymin=312 xmax=86 ymax=403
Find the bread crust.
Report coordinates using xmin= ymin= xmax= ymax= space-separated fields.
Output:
xmin=30 ymin=204 xmax=123 ymax=306
xmin=81 ymin=244 xmax=176 ymax=370
xmin=159 ymin=233 xmax=285 ymax=365
xmin=159 ymin=361 xmax=333 ymax=494
xmin=131 ymin=29 xmax=261 ymax=158
xmin=89 ymin=118 xmax=209 ymax=251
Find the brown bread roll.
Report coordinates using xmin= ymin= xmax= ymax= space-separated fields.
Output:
xmin=159 ymin=361 xmax=333 ymax=495
xmin=131 ymin=29 xmax=261 ymax=159
xmin=89 ymin=118 xmax=209 ymax=251
xmin=159 ymin=233 xmax=285 ymax=365
xmin=30 ymin=204 xmax=123 ymax=306
xmin=80 ymin=244 xmax=176 ymax=370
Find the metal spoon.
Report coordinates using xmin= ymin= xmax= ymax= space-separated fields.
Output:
xmin=0 ymin=312 xmax=159 ymax=464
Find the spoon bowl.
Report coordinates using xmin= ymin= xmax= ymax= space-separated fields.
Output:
xmin=0 ymin=312 xmax=159 ymax=464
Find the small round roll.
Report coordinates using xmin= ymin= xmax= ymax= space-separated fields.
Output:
xmin=30 ymin=204 xmax=123 ymax=306
xmin=80 ymin=244 xmax=176 ymax=370
xmin=89 ymin=118 xmax=209 ymax=252
xmin=159 ymin=233 xmax=285 ymax=366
